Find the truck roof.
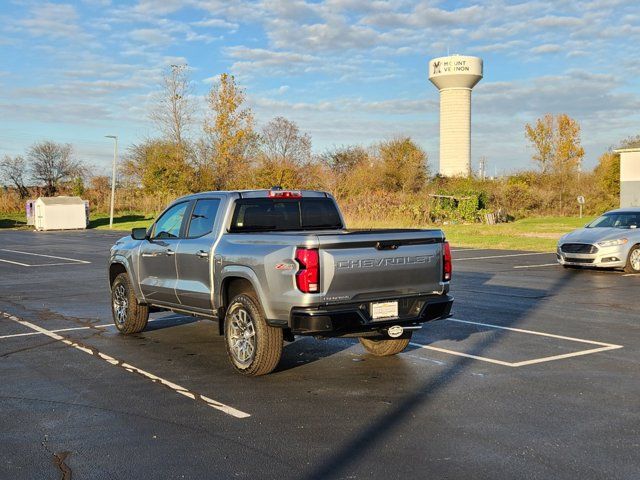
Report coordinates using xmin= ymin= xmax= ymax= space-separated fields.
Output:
xmin=177 ymin=189 xmax=331 ymax=201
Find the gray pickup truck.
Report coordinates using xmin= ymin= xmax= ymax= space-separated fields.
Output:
xmin=109 ymin=189 xmax=453 ymax=375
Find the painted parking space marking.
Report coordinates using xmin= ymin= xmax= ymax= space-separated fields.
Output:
xmin=1 ymin=312 xmax=248 ymax=419
xmin=409 ymin=318 xmax=622 ymax=368
xmin=0 ymin=258 xmax=32 ymax=267
xmin=0 ymin=248 xmax=90 ymax=267
xmin=0 ymin=317 xmax=179 ymax=340
xmin=453 ymin=252 xmax=554 ymax=262
xmin=513 ymin=263 xmax=559 ymax=269
xmin=450 ymin=248 xmax=492 ymax=253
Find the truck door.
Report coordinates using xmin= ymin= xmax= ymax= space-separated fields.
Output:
xmin=138 ymin=201 xmax=189 ymax=305
xmin=175 ymin=198 xmax=222 ymax=311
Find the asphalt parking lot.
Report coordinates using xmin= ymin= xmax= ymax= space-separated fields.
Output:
xmin=1 ymin=230 xmax=638 ymax=479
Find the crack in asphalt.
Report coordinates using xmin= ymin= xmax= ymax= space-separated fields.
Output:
xmin=41 ymin=436 xmax=72 ymax=480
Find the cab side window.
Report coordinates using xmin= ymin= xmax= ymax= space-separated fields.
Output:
xmin=187 ymin=199 xmax=221 ymax=238
xmin=151 ymin=202 xmax=189 ymax=239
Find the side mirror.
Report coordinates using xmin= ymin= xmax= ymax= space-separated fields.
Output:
xmin=131 ymin=227 xmax=148 ymax=240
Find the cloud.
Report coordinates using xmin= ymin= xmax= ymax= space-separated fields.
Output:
xmin=531 ymin=43 xmax=562 ymax=54
xmin=16 ymin=3 xmax=86 ymax=40
xmin=192 ymin=17 xmax=239 ymax=29
xmin=130 ymin=28 xmax=173 ymax=46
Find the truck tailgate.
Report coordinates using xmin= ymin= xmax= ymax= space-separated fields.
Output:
xmin=317 ymin=230 xmax=445 ymax=302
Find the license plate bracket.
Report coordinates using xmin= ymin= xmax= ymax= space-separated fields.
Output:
xmin=371 ymin=301 xmax=398 ymax=320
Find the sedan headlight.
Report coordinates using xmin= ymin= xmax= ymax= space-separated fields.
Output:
xmin=597 ymin=238 xmax=628 ymax=247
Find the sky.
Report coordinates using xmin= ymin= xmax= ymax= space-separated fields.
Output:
xmin=0 ymin=0 xmax=639 ymax=177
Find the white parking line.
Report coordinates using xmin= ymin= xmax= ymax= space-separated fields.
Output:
xmin=0 ymin=249 xmax=90 ymax=267
xmin=453 ymin=252 xmax=553 ymax=262
xmin=450 ymin=248 xmax=491 ymax=253
xmin=1 ymin=312 xmax=248 ymax=419
xmin=409 ymin=318 xmax=622 ymax=367
xmin=513 ymin=263 xmax=558 ymax=269
xmin=0 ymin=249 xmax=91 ymax=264
xmin=0 ymin=258 xmax=31 ymax=267
xmin=0 ymin=317 xmax=190 ymax=340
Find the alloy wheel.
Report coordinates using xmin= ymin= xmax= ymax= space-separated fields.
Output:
xmin=630 ymin=249 xmax=640 ymax=271
xmin=113 ymin=283 xmax=129 ymax=325
xmin=228 ymin=307 xmax=256 ymax=367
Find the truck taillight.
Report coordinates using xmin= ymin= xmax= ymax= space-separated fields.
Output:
xmin=295 ymin=248 xmax=319 ymax=293
xmin=443 ymin=241 xmax=452 ymax=282
xmin=268 ymin=190 xmax=302 ymax=199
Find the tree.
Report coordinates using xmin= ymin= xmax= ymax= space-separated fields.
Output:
xmin=0 ymin=155 xmax=30 ymax=198
xmin=594 ymin=151 xmax=620 ymax=197
xmin=252 ymin=117 xmax=312 ymax=188
xmin=150 ymin=64 xmax=194 ymax=149
xmin=525 ymin=113 xmax=584 ymax=213
xmin=525 ymin=114 xmax=584 ymax=174
xmin=618 ymin=134 xmax=640 ymax=149
xmin=259 ymin=117 xmax=311 ymax=166
xmin=123 ymin=140 xmax=195 ymax=196
xmin=524 ymin=114 xmax=554 ymax=173
xmin=378 ymin=137 xmax=428 ymax=193
xmin=28 ymin=141 xmax=84 ymax=196
xmin=320 ymin=145 xmax=371 ymax=199
xmin=203 ymin=73 xmax=256 ymax=189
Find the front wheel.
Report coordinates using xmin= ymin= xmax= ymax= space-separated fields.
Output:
xmin=624 ymin=245 xmax=640 ymax=274
xmin=359 ymin=332 xmax=412 ymax=356
xmin=224 ymin=294 xmax=283 ymax=376
xmin=111 ymin=273 xmax=149 ymax=334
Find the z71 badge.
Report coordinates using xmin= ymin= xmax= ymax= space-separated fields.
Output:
xmin=275 ymin=263 xmax=295 ymax=271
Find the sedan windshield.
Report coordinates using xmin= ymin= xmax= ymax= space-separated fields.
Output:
xmin=587 ymin=212 xmax=640 ymax=229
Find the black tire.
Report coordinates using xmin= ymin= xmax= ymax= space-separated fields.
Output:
xmin=359 ymin=332 xmax=412 ymax=356
xmin=624 ymin=245 xmax=640 ymax=274
xmin=224 ymin=293 xmax=283 ymax=376
xmin=111 ymin=273 xmax=149 ymax=334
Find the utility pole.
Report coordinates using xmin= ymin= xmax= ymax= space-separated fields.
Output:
xmin=105 ymin=135 xmax=118 ymax=229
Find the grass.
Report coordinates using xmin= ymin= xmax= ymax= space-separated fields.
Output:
xmin=346 ymin=216 xmax=595 ymax=251
xmin=89 ymin=212 xmax=155 ymax=230
xmin=0 ymin=211 xmax=155 ymax=232
xmin=1 ymin=210 xmax=592 ymax=251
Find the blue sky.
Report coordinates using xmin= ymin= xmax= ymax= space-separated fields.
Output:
xmin=1 ymin=0 xmax=639 ymax=176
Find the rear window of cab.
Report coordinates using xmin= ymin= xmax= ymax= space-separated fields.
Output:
xmin=229 ymin=198 xmax=342 ymax=232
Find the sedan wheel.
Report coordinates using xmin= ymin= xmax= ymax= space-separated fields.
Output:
xmin=624 ymin=246 xmax=640 ymax=273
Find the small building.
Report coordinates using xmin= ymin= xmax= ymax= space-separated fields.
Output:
xmin=33 ymin=196 xmax=88 ymax=231
xmin=614 ymin=148 xmax=640 ymax=208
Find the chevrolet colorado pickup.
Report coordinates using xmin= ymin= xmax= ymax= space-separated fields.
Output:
xmin=108 ymin=189 xmax=453 ymax=375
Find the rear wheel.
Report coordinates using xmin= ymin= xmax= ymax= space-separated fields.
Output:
xmin=111 ymin=273 xmax=149 ymax=334
xmin=224 ymin=293 xmax=283 ymax=376
xmin=359 ymin=332 xmax=412 ymax=356
xmin=624 ymin=245 xmax=640 ymax=274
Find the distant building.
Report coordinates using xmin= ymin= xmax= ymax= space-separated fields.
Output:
xmin=614 ymin=148 xmax=640 ymax=208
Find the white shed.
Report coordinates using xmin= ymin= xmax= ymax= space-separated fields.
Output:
xmin=34 ymin=196 xmax=88 ymax=231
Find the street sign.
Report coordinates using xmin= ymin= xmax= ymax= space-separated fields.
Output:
xmin=577 ymin=196 xmax=585 ymax=205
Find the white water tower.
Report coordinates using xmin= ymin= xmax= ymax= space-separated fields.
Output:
xmin=428 ymin=55 xmax=483 ymax=177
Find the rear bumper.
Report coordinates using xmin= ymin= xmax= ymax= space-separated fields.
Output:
xmin=288 ymin=294 xmax=453 ymax=336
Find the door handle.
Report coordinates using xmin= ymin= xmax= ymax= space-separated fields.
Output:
xmin=196 ymin=250 xmax=209 ymax=259
xmin=165 ymin=249 xmax=175 ymax=256
xmin=141 ymin=251 xmax=162 ymax=257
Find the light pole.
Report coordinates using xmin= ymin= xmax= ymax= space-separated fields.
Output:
xmin=105 ymin=135 xmax=118 ymax=229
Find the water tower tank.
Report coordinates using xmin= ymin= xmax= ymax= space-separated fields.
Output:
xmin=428 ymin=55 xmax=483 ymax=177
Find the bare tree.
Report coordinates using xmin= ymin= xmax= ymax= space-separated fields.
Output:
xmin=259 ymin=116 xmax=311 ymax=166
xmin=0 ymin=155 xmax=30 ymax=198
xmin=150 ymin=64 xmax=194 ymax=148
xmin=28 ymin=141 xmax=84 ymax=196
